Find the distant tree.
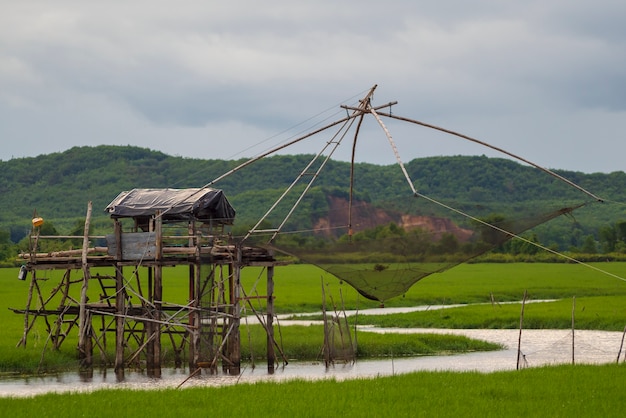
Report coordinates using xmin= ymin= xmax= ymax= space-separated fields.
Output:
xmin=506 ymin=233 xmax=541 ymax=255
xmin=0 ymin=228 xmax=17 ymax=262
xmin=580 ymin=235 xmax=598 ymax=254
xmin=433 ymin=232 xmax=459 ymax=254
xmin=599 ymin=225 xmax=616 ymax=253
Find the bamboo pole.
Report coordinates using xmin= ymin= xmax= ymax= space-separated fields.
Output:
xmin=152 ymin=211 xmax=163 ymax=378
xmin=188 ymin=264 xmax=196 ymax=371
xmin=229 ymin=245 xmax=242 ymax=375
xmin=187 ymin=221 xmax=196 ymax=371
xmin=192 ymin=224 xmax=202 ymax=371
xmin=114 ymin=220 xmax=125 ymax=379
xmin=193 ymin=259 xmax=202 ymax=368
xmin=78 ymin=201 xmax=93 ymax=368
xmin=617 ymin=325 xmax=626 ymax=363
xmin=321 ymin=278 xmax=330 ymax=367
xmin=266 ymin=265 xmax=275 ymax=373
xmin=239 ymin=284 xmax=289 ymax=366
xmin=17 ymin=270 xmax=36 ymax=348
xmin=571 ymin=296 xmax=576 ymax=365
xmin=340 ymin=288 xmax=355 ymax=362
xmin=516 ymin=290 xmax=528 ymax=370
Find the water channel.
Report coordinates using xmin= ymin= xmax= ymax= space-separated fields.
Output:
xmin=2 ymin=304 xmax=624 ymax=398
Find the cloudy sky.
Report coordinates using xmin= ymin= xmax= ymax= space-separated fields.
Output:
xmin=1 ymin=1 xmax=625 ymax=173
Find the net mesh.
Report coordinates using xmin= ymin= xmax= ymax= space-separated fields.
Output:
xmin=266 ymin=194 xmax=588 ymax=302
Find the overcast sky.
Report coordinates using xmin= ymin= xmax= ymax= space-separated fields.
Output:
xmin=1 ymin=1 xmax=625 ymax=174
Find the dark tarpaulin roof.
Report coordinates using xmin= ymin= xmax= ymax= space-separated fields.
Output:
xmin=105 ymin=188 xmax=236 ymax=224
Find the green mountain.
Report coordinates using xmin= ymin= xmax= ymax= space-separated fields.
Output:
xmin=1 ymin=145 xmax=625 ymax=251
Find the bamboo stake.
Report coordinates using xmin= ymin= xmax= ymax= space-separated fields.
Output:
xmin=516 ymin=290 xmax=528 ymax=370
xmin=266 ymin=265 xmax=276 ymax=373
xmin=617 ymin=325 xmax=626 ymax=363
xmin=17 ymin=270 xmax=36 ymax=348
xmin=177 ymin=366 xmax=203 ymax=389
xmin=114 ymin=220 xmax=125 ymax=377
xmin=78 ymin=201 xmax=92 ymax=368
xmin=321 ymin=277 xmax=330 ymax=367
xmin=571 ymin=296 xmax=576 ymax=365
xmin=340 ymin=288 xmax=355 ymax=362
xmin=353 ymin=293 xmax=359 ymax=354
xmin=152 ymin=211 xmax=163 ymax=378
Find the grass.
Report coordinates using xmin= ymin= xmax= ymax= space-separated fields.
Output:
xmin=1 ymin=262 xmax=626 ymax=414
xmin=0 ymin=263 xmax=626 ymax=373
xmin=1 ymin=262 xmax=625 ymax=373
xmin=241 ymin=324 xmax=499 ymax=360
xmin=0 ymin=263 xmax=505 ymax=374
xmin=348 ymin=295 xmax=626 ymax=331
xmin=0 ymin=363 xmax=625 ymax=417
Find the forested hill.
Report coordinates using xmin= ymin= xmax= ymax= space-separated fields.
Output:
xmin=1 ymin=145 xmax=626 ymax=247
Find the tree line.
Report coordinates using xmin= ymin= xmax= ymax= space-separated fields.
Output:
xmin=1 ymin=145 xmax=626 ymax=265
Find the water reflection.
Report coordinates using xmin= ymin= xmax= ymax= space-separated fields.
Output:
xmin=1 ymin=327 xmax=623 ymax=398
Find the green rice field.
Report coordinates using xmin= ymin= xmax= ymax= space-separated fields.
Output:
xmin=0 ymin=364 xmax=625 ymax=417
xmin=1 ymin=262 xmax=625 ymax=415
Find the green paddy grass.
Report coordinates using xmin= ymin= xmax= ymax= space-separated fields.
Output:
xmin=1 ymin=364 xmax=625 ymax=417
xmin=353 ymin=295 xmax=626 ymax=331
xmin=2 ymin=263 xmax=626 ymax=415
xmin=2 ymin=262 xmax=625 ymax=374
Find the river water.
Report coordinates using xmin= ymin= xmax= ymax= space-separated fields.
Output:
xmin=2 ymin=304 xmax=624 ymax=398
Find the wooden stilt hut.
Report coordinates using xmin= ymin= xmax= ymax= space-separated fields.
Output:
xmin=13 ymin=188 xmax=285 ymax=378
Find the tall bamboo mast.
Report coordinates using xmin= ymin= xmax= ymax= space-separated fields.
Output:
xmin=78 ymin=201 xmax=93 ymax=368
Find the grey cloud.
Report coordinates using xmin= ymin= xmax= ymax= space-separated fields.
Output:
xmin=1 ymin=1 xmax=625 ymax=173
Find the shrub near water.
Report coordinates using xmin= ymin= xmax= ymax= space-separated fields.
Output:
xmin=241 ymin=324 xmax=500 ymax=361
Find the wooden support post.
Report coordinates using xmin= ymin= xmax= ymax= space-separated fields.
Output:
xmin=78 ymin=201 xmax=93 ymax=369
xmin=146 ymin=267 xmax=155 ymax=373
xmin=188 ymin=263 xmax=196 ymax=371
xmin=17 ymin=269 xmax=36 ymax=348
xmin=229 ymin=245 xmax=242 ymax=375
xmin=114 ymin=220 xmax=125 ymax=380
xmin=189 ymin=221 xmax=202 ymax=372
xmin=145 ymin=217 xmax=155 ymax=374
xmin=187 ymin=221 xmax=195 ymax=372
xmin=194 ymin=245 xmax=203 ymax=371
xmin=221 ymin=264 xmax=232 ymax=374
xmin=267 ymin=265 xmax=275 ymax=374
xmin=151 ymin=212 xmax=163 ymax=378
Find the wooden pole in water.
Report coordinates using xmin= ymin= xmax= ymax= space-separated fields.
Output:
xmin=188 ymin=221 xmax=199 ymax=371
xmin=617 ymin=325 xmax=626 ymax=363
xmin=152 ymin=211 xmax=163 ymax=378
xmin=228 ymin=244 xmax=242 ymax=375
xmin=340 ymin=288 xmax=355 ymax=361
xmin=321 ymin=278 xmax=330 ymax=367
xmin=193 ymin=256 xmax=202 ymax=369
xmin=78 ymin=201 xmax=93 ymax=368
xmin=114 ymin=220 xmax=125 ymax=379
xmin=571 ymin=296 xmax=576 ymax=365
xmin=267 ymin=264 xmax=275 ymax=373
xmin=516 ymin=290 xmax=528 ymax=370
xmin=188 ymin=263 xmax=197 ymax=371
